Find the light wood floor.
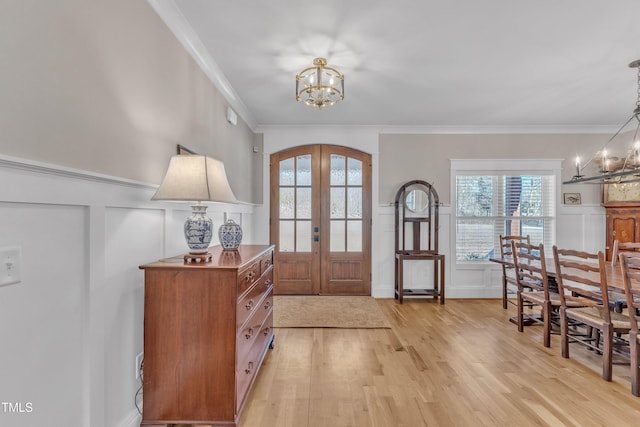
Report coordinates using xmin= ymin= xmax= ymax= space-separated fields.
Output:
xmin=240 ymin=298 xmax=640 ymax=427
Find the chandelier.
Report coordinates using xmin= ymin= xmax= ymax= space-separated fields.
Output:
xmin=565 ymin=59 xmax=640 ymax=184
xmin=295 ymin=57 xmax=344 ymax=108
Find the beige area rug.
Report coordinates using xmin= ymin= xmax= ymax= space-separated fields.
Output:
xmin=273 ymin=295 xmax=391 ymax=328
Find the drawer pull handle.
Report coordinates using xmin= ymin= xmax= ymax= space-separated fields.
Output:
xmin=245 ymin=361 xmax=254 ymax=374
xmin=263 ymin=327 xmax=270 ymax=336
xmin=265 ymin=279 xmax=272 ymax=288
xmin=245 ymin=328 xmax=254 ymax=339
xmin=264 ymin=300 xmax=271 ymax=310
xmin=245 ymin=300 xmax=254 ymax=310
xmin=245 ymin=271 xmax=255 ymax=282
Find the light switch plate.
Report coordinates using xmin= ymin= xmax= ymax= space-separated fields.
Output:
xmin=0 ymin=246 xmax=22 ymax=286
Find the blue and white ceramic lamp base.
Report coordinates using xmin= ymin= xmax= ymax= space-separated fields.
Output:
xmin=184 ymin=207 xmax=243 ymax=254
xmin=184 ymin=205 xmax=214 ymax=254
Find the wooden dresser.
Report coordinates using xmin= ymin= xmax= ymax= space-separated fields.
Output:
xmin=139 ymin=244 xmax=275 ymax=427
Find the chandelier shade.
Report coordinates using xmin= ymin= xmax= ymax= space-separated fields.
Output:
xmin=564 ymin=59 xmax=640 ymax=185
xmin=296 ymin=57 xmax=344 ymax=108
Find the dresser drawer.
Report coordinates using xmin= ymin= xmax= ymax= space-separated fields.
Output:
xmin=236 ymin=310 xmax=273 ymax=412
xmin=237 ymin=288 xmax=273 ymax=360
xmin=260 ymin=250 xmax=273 ymax=276
xmin=237 ymin=259 xmax=261 ymax=297
xmin=237 ymin=270 xmax=272 ymax=330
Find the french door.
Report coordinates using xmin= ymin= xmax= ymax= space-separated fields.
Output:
xmin=270 ymin=145 xmax=372 ymax=295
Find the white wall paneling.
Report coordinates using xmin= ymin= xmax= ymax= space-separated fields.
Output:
xmin=375 ymin=205 xmax=452 ymax=298
xmin=375 ymin=203 xmax=604 ymax=299
xmin=0 ymin=155 xmax=255 ymax=427
xmin=556 ymin=204 xmax=606 ymax=252
xmin=0 ymin=202 xmax=87 ymax=427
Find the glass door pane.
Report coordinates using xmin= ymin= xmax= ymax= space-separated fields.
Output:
xmin=329 ymin=155 xmax=364 ymax=253
xmin=278 ymin=155 xmax=313 ymax=253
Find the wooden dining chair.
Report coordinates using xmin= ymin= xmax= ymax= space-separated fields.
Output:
xmin=511 ymin=241 xmax=557 ymax=347
xmin=606 ymin=239 xmax=638 ymax=313
xmin=499 ymin=234 xmax=530 ymax=309
xmin=618 ymin=252 xmax=640 ymax=396
xmin=552 ymin=246 xmax=631 ymax=381
xmin=611 ymin=240 xmax=640 ymax=267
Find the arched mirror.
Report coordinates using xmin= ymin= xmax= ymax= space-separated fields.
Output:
xmin=405 ymin=188 xmax=430 ymax=213
xmin=394 ymin=180 xmax=440 ymax=253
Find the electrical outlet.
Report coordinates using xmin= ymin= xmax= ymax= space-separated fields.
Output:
xmin=0 ymin=246 xmax=21 ymax=287
xmin=135 ymin=352 xmax=144 ymax=380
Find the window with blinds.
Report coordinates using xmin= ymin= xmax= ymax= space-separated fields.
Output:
xmin=455 ymin=173 xmax=556 ymax=262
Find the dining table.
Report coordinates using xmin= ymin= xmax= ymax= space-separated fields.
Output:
xmin=489 ymin=256 xmax=628 ymax=311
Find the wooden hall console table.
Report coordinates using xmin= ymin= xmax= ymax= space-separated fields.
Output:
xmin=395 ymin=251 xmax=445 ymax=304
xmin=393 ymin=180 xmax=445 ymax=304
xmin=139 ymin=244 xmax=275 ymax=427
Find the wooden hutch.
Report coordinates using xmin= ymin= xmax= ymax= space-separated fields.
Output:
xmin=603 ymin=182 xmax=640 ymax=260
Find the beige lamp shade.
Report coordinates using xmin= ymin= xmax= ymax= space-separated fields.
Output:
xmin=152 ymin=155 xmax=237 ymax=203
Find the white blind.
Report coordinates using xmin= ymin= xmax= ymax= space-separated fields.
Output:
xmin=455 ymin=173 xmax=556 ymax=261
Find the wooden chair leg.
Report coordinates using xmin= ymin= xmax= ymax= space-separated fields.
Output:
xmin=560 ymin=307 xmax=569 ymax=359
xmin=543 ymin=302 xmax=551 ymax=348
xmin=602 ymin=324 xmax=613 ymax=382
xmin=517 ymin=292 xmax=524 ymax=332
xmin=502 ymin=277 xmax=508 ymax=309
xmin=631 ymin=331 xmax=640 ymax=397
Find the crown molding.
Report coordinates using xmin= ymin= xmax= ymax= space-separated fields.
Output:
xmin=147 ymin=0 xmax=258 ymax=131
xmin=378 ymin=124 xmax=618 ymax=135
xmin=257 ymin=123 xmax=619 ymax=135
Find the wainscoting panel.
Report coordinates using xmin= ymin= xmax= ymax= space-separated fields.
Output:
xmin=0 ymin=155 xmax=256 ymax=427
xmin=104 ymin=207 xmax=164 ymax=427
xmin=0 ymin=202 xmax=87 ymax=427
xmin=374 ymin=203 xmax=606 ymax=299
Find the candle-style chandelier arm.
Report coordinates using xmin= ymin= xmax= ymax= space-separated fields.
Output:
xmin=580 ymin=113 xmax=638 ymax=172
xmin=565 ymin=59 xmax=640 ymax=185
xmin=581 ymin=113 xmax=640 ymax=176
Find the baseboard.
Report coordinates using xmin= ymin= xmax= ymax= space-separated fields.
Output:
xmin=372 ymin=287 xmax=395 ymax=298
xmin=116 ymin=409 xmax=141 ymax=427
xmin=373 ymin=285 xmax=502 ymax=299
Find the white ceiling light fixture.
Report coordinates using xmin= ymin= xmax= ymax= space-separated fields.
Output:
xmin=296 ymin=57 xmax=344 ymax=108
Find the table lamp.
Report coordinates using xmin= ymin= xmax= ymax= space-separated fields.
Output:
xmin=152 ymin=155 xmax=238 ymax=262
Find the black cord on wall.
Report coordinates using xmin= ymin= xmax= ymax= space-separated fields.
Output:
xmin=135 ymin=358 xmax=144 ymax=415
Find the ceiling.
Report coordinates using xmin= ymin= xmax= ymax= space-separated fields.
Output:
xmin=154 ymin=0 xmax=640 ymax=132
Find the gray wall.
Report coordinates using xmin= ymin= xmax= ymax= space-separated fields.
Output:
xmin=0 ymin=0 xmax=260 ymax=203
xmin=0 ymin=1 xmax=261 ymax=427
xmin=379 ymin=133 xmax=606 ymax=205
